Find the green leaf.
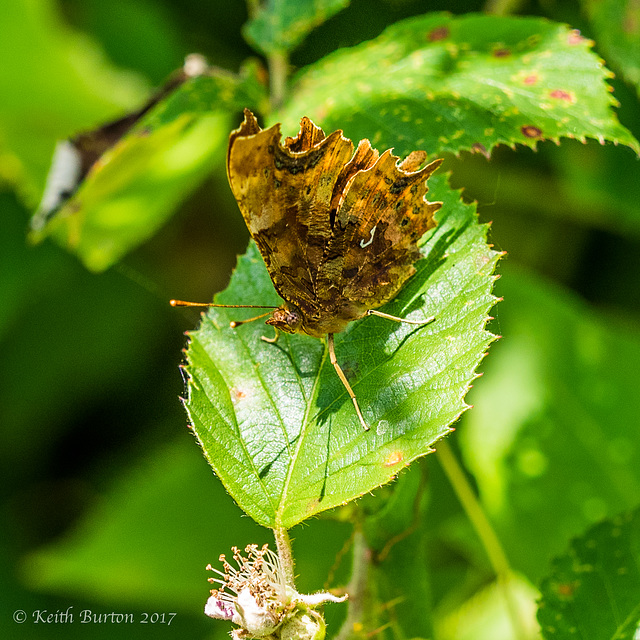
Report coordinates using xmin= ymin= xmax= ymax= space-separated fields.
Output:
xmin=182 ymin=172 xmax=500 ymax=529
xmin=278 ymin=13 xmax=639 ymax=158
xmin=435 ymin=575 xmax=540 ymax=640
xmin=0 ymin=0 xmax=147 ymax=203
xmin=244 ymin=0 xmax=350 ymax=55
xmin=583 ymin=0 xmax=640 ymax=97
xmin=460 ymin=266 xmax=640 ymax=582
xmin=537 ymin=506 xmax=640 ymax=640
xmin=32 ymin=65 xmax=268 ymax=272
xmin=360 ymin=461 xmax=427 ymax=554
xmin=548 ymin=142 xmax=640 ymax=237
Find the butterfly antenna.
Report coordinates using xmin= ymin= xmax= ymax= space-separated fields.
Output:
xmin=230 ymin=311 xmax=274 ymax=327
xmin=170 ymin=300 xmax=277 ymax=310
xmin=170 ymin=300 xmax=278 ymax=329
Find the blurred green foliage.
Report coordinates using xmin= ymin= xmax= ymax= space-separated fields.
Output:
xmin=537 ymin=506 xmax=640 ymax=639
xmin=1 ymin=0 xmax=640 ymax=639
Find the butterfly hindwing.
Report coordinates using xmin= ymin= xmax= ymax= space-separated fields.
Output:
xmin=318 ymin=151 xmax=441 ymax=309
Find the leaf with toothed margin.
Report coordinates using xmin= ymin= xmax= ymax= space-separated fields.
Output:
xmin=277 ymin=12 xmax=639 ymax=159
xmin=180 ymin=172 xmax=500 ymax=529
xmin=537 ymin=506 xmax=640 ymax=640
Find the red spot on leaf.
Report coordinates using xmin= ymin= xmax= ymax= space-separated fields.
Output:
xmin=493 ymin=47 xmax=511 ymax=58
xmin=232 ymin=388 xmax=247 ymax=401
xmin=523 ymin=74 xmax=538 ymax=85
xmin=623 ymin=10 xmax=639 ymax=34
xmin=556 ymin=582 xmax=577 ymax=598
xmin=550 ymin=89 xmax=574 ymax=103
xmin=521 ymin=125 xmax=543 ymax=139
xmin=384 ymin=450 xmax=404 ymax=467
xmin=428 ymin=26 xmax=449 ymax=42
xmin=567 ymin=29 xmax=585 ymax=45
xmin=255 ymin=65 xmax=268 ymax=86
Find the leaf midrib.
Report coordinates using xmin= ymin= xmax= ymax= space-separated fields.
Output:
xmin=203 ymin=313 xmax=297 ymax=522
xmin=275 ymin=335 xmax=329 ymax=527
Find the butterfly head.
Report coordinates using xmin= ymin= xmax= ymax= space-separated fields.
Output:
xmin=266 ymin=304 xmax=303 ymax=334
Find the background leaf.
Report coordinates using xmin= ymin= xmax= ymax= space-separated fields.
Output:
xmin=23 ymin=438 xmax=269 ymax=611
xmin=278 ymin=12 xmax=639 ymax=158
xmin=582 ymin=0 xmax=640 ymax=97
xmin=243 ymin=0 xmax=350 ymax=55
xmin=447 ymin=140 xmax=640 ymax=239
xmin=183 ymin=172 xmax=499 ymax=529
xmin=360 ymin=463 xmax=435 ymax=638
xmin=32 ymin=65 xmax=268 ymax=272
xmin=460 ymin=266 xmax=640 ymax=582
xmin=0 ymin=0 xmax=147 ymax=203
xmin=537 ymin=506 xmax=640 ymax=640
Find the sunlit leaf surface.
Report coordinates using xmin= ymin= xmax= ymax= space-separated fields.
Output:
xmin=183 ymin=173 xmax=499 ymax=528
xmin=279 ymin=13 xmax=639 ymax=158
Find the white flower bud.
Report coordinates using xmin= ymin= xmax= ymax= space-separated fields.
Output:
xmin=279 ymin=609 xmax=326 ymax=640
xmin=233 ymin=587 xmax=280 ymax=637
xmin=205 ymin=545 xmax=347 ymax=639
xmin=204 ymin=595 xmax=236 ymax=620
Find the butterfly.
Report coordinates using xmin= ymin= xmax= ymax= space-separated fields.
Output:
xmin=172 ymin=109 xmax=442 ymax=430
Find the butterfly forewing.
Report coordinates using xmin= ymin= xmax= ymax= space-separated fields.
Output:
xmin=227 ymin=110 xmax=355 ymax=321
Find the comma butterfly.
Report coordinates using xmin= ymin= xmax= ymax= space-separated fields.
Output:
xmin=172 ymin=109 xmax=442 ymax=430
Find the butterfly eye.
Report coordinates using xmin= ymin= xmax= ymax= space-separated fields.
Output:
xmin=266 ymin=306 xmax=302 ymax=333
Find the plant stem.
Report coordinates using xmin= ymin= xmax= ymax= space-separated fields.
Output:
xmin=268 ymin=50 xmax=288 ymax=111
xmin=335 ymin=529 xmax=369 ymax=640
xmin=437 ymin=439 xmax=528 ymax=640
xmin=273 ymin=527 xmax=296 ymax=587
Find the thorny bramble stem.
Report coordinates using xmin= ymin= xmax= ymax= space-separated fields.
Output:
xmin=273 ymin=527 xmax=296 ymax=587
xmin=335 ymin=529 xmax=369 ymax=640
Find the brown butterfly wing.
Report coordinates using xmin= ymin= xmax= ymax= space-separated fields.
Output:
xmin=317 ymin=150 xmax=442 ymax=309
xmin=227 ymin=110 xmax=354 ymax=319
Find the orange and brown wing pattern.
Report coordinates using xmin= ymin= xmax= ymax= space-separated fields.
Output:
xmin=227 ymin=110 xmax=354 ymax=318
xmin=318 ymin=150 xmax=442 ymax=309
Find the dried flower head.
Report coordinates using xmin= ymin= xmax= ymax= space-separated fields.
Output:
xmin=205 ymin=544 xmax=346 ymax=639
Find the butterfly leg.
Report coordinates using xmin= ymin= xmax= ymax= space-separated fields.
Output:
xmin=230 ymin=310 xmax=274 ymax=328
xmin=328 ymin=333 xmax=370 ymax=431
xmin=261 ymin=327 xmax=279 ymax=344
xmin=367 ymin=309 xmax=435 ymax=326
